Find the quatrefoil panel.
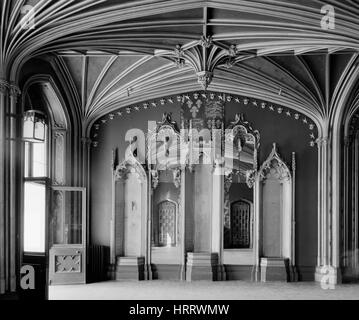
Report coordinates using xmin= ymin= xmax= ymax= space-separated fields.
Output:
xmin=55 ymin=255 xmax=81 ymax=273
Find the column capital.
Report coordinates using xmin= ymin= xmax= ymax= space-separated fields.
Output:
xmin=54 ymin=130 xmax=66 ymax=139
xmin=81 ymin=136 xmax=92 ymax=146
xmin=0 ymin=79 xmax=9 ymax=95
xmin=316 ymin=137 xmax=329 ymax=148
xmin=343 ymin=136 xmax=352 ymax=147
xmin=9 ymin=84 xmax=21 ymax=100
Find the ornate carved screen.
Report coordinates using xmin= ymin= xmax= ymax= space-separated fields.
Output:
xmin=158 ymin=201 xmax=176 ymax=247
xmin=231 ymin=200 xmax=251 ymax=248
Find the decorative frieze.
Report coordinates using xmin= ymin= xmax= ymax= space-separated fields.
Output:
xmin=92 ymin=92 xmax=317 ymax=149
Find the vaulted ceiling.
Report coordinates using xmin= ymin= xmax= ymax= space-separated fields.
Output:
xmin=2 ymin=0 xmax=359 ymax=133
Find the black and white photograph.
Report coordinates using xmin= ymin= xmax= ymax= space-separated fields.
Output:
xmin=0 ymin=0 xmax=359 ymax=312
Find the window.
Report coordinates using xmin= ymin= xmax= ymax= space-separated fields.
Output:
xmin=157 ymin=201 xmax=177 ymax=247
xmin=23 ymin=182 xmax=46 ymax=252
xmin=23 ymin=130 xmax=48 ymax=253
xmin=229 ymin=200 xmax=251 ymax=249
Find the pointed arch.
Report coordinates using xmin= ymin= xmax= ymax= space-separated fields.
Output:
xmin=258 ymin=143 xmax=292 ymax=182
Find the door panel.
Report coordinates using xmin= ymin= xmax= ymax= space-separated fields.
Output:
xmin=231 ymin=201 xmax=251 ymax=248
xmin=158 ymin=201 xmax=176 ymax=247
xmin=48 ymin=187 xmax=86 ymax=285
xmin=49 ymin=246 xmax=85 ymax=284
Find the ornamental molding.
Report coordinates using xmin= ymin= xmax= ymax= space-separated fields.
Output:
xmin=156 ymin=112 xmax=180 ymax=134
xmin=151 ymin=169 xmax=159 ymax=189
xmin=54 ymin=130 xmax=67 ymax=140
xmin=80 ymin=136 xmax=92 ymax=146
xmin=259 ymin=143 xmax=291 ymax=182
xmin=93 ymin=92 xmax=317 ymax=149
xmin=197 ymin=71 xmax=213 ymax=90
xmin=224 ymin=171 xmax=233 ymax=193
xmin=227 ymin=113 xmax=260 ymax=148
xmin=9 ymin=84 xmax=21 ymax=98
xmin=155 ymin=36 xmax=245 ymax=90
xmin=246 ymin=169 xmax=257 ymax=189
xmin=316 ymin=137 xmax=329 ymax=148
xmin=0 ymin=80 xmax=21 ymax=98
xmin=0 ymin=80 xmax=9 ymax=94
xmin=147 ymin=112 xmax=185 ymax=171
xmin=114 ymin=152 xmax=147 ymax=183
xmin=173 ymin=168 xmax=181 ymax=188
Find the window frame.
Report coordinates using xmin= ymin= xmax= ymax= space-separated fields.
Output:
xmin=22 ymin=124 xmax=51 ymax=255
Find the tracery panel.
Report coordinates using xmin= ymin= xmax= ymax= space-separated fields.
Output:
xmin=231 ymin=201 xmax=251 ymax=248
xmin=158 ymin=201 xmax=177 ymax=247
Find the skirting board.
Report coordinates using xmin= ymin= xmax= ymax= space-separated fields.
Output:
xmin=225 ymin=265 xmax=253 ymax=281
xmin=296 ymin=266 xmax=316 ymax=282
xmin=108 ymin=263 xmax=316 ymax=282
xmin=151 ymin=264 xmax=184 ymax=280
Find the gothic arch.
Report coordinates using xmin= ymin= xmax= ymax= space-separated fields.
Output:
xmin=257 ymin=143 xmax=295 ymax=276
xmin=111 ymin=151 xmax=149 ymax=278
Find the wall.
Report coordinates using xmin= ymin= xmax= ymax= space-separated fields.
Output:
xmin=193 ymin=164 xmax=213 ymax=252
xmin=90 ymin=92 xmax=318 ymax=271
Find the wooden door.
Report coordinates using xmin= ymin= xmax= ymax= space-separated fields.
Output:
xmin=48 ymin=187 xmax=86 ymax=285
xmin=231 ymin=201 xmax=251 ymax=248
xmin=158 ymin=201 xmax=176 ymax=247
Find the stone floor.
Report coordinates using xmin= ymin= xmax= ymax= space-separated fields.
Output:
xmin=49 ymin=280 xmax=359 ymax=300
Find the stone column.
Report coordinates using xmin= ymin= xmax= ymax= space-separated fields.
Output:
xmin=211 ymin=164 xmax=225 ymax=280
xmin=146 ymin=170 xmax=153 ymax=280
xmin=352 ymin=133 xmax=359 ymax=275
xmin=180 ymin=169 xmax=186 ymax=280
xmin=0 ymin=80 xmax=9 ymax=294
xmin=315 ymin=137 xmax=341 ymax=285
xmin=342 ymin=137 xmax=350 ymax=268
xmin=9 ymin=84 xmax=21 ymax=292
xmin=81 ymin=137 xmax=91 ymax=268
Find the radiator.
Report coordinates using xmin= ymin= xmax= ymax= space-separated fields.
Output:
xmin=89 ymin=245 xmax=109 ymax=282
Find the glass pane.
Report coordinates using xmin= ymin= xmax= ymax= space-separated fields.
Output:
xmin=24 ymin=182 xmax=46 ymax=253
xmin=34 ymin=121 xmax=45 ymax=141
xmin=32 ymin=142 xmax=46 ymax=177
xmin=51 ymin=190 xmax=83 ymax=245
xmin=23 ymin=118 xmax=34 ymax=140
xmin=24 ymin=142 xmax=29 ymax=178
